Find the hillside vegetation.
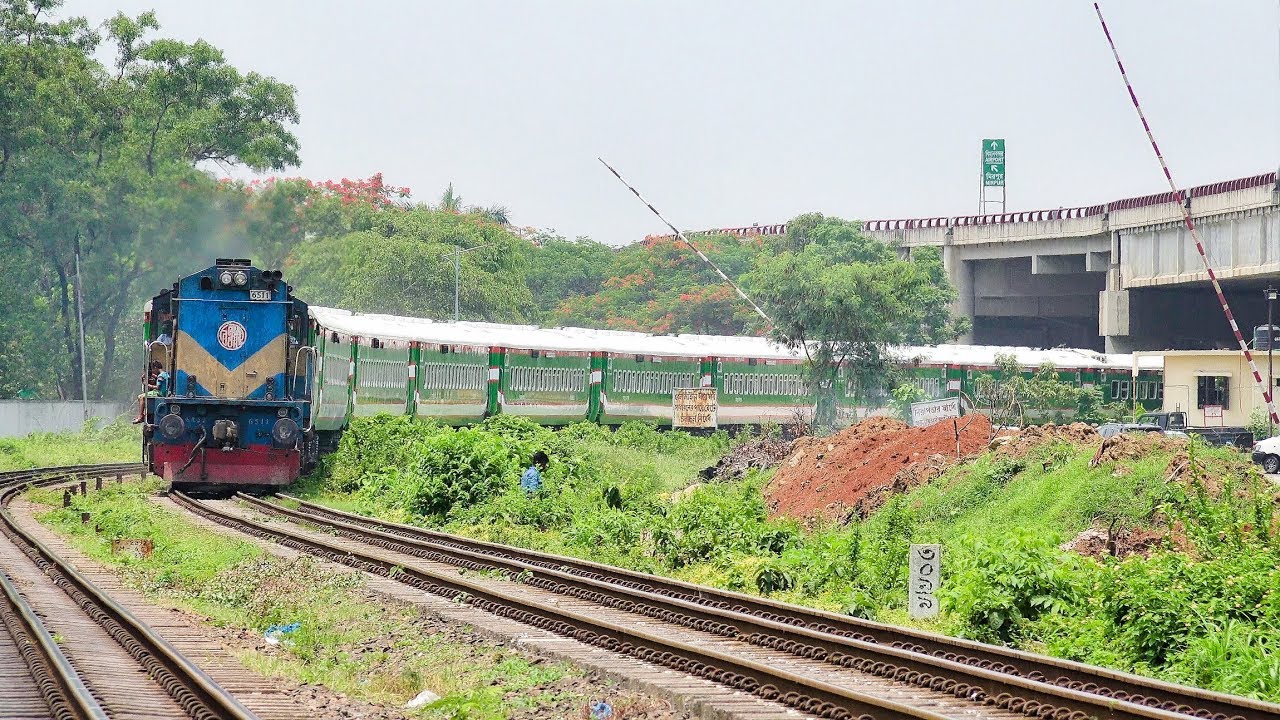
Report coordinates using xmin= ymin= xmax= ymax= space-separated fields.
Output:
xmin=304 ymin=416 xmax=1280 ymax=702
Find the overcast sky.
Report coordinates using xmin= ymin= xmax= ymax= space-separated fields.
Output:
xmin=60 ymin=0 xmax=1280 ymax=245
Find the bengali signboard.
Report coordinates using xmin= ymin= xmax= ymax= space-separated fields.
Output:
xmin=673 ymin=387 xmax=718 ymax=429
xmin=908 ymin=544 xmax=942 ymax=619
xmin=982 ymin=138 xmax=1005 ymax=187
xmin=909 ymin=397 xmax=960 ymax=428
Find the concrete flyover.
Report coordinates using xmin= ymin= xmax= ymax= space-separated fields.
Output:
xmin=697 ymin=171 xmax=1280 ymax=352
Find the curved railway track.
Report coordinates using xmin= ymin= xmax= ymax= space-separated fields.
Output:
xmin=0 ymin=463 xmax=258 ymax=720
xmin=269 ymin=493 xmax=1279 ymax=720
xmin=171 ymin=489 xmax=1280 ymax=720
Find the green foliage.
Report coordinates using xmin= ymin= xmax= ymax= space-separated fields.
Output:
xmin=941 ymin=531 xmax=1077 ymax=644
xmin=307 ymin=404 xmax=1280 ymax=701
xmin=1247 ymin=408 xmax=1272 ymax=444
xmin=0 ymin=1 xmax=299 ymax=399
xmin=330 ymin=415 xmax=559 ymax=520
xmin=551 ymin=233 xmax=766 ymax=335
xmin=743 ymin=218 xmax=965 ymax=427
xmin=973 ymin=355 xmax=1104 ymax=427
xmin=290 ymin=209 xmax=535 ymax=323
xmin=889 ymin=383 xmax=927 ymax=422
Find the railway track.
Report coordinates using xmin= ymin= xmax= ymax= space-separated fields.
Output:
xmin=0 ymin=463 xmax=258 ymax=720
xmin=269 ymin=493 xmax=1280 ymax=720
xmin=172 ymin=489 xmax=1280 ymax=720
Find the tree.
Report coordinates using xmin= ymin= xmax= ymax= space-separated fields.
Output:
xmin=438 ymin=183 xmax=463 ymax=213
xmin=288 ymin=208 xmax=535 ymax=322
xmin=0 ymin=1 xmax=300 ymax=399
xmin=522 ymin=234 xmax=614 ymax=317
xmin=973 ymin=354 xmax=1106 ymax=427
xmin=744 ymin=214 xmax=968 ymax=428
xmin=551 ymin=233 xmax=766 ymax=335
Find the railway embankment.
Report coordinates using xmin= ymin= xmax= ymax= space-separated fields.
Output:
xmin=14 ymin=415 xmax=1280 ymax=712
xmin=295 ymin=416 xmax=1280 ymax=703
xmin=30 ymin=477 xmax=693 ymax=719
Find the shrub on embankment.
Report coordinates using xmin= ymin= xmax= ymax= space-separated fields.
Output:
xmin=308 ymin=417 xmax=1280 ymax=701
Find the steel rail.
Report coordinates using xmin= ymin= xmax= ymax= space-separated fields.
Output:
xmin=0 ymin=562 xmax=107 ymax=720
xmin=0 ymin=464 xmax=259 ymax=720
xmin=214 ymin=491 xmax=1196 ymax=720
xmin=275 ymin=493 xmax=1275 ymax=720
xmin=175 ymin=491 xmax=956 ymax=720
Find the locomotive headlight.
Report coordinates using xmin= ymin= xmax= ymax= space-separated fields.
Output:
xmin=233 ymin=270 xmax=248 ymax=286
xmin=219 ymin=270 xmax=234 ymax=285
xmin=158 ymin=413 xmax=186 ymax=440
xmin=271 ymin=417 xmax=300 ymax=447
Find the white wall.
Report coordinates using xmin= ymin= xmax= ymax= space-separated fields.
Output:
xmin=0 ymin=402 xmax=131 ymax=438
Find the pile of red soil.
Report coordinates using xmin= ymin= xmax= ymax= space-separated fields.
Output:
xmin=765 ymin=414 xmax=993 ymax=521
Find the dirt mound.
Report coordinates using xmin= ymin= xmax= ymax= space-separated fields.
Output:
xmin=993 ymin=423 xmax=1099 ymax=458
xmin=765 ymin=414 xmax=992 ymax=521
xmin=1061 ymin=523 xmax=1165 ymax=559
xmin=1089 ymin=432 xmax=1186 ymax=466
xmin=701 ymin=436 xmax=794 ymax=482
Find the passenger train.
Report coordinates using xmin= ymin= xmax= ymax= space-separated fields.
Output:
xmin=139 ymin=261 xmax=1163 ymax=488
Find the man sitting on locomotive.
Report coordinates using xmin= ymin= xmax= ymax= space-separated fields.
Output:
xmin=131 ymin=361 xmax=169 ymax=424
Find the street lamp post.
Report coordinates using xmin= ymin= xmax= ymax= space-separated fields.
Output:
xmin=1268 ymin=286 xmax=1278 ymax=436
xmin=441 ymin=243 xmax=497 ymax=322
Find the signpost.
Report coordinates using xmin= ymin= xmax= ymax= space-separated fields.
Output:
xmin=1203 ymin=404 xmax=1223 ymax=426
xmin=982 ymin=139 xmax=1005 ymax=186
xmin=909 ymin=397 xmax=960 ymax=428
xmin=979 ymin=138 xmax=1006 ymax=214
xmin=673 ymin=387 xmax=718 ymax=429
xmin=908 ymin=544 xmax=941 ymax=619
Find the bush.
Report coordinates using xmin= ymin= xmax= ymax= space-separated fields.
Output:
xmin=941 ymin=530 xmax=1077 ymax=644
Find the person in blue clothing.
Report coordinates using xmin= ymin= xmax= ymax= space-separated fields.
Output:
xmin=131 ymin=361 xmax=169 ymax=423
xmin=520 ymin=451 xmax=549 ymax=493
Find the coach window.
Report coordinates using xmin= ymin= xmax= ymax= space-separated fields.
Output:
xmin=1196 ymin=375 xmax=1229 ymax=409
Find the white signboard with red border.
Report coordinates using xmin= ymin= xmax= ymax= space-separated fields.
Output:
xmin=910 ymin=397 xmax=961 ymax=428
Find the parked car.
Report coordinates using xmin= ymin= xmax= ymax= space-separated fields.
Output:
xmin=1136 ymin=411 xmax=1253 ymax=449
xmin=1251 ymin=435 xmax=1280 ymax=474
xmin=1097 ymin=422 xmax=1166 ymax=440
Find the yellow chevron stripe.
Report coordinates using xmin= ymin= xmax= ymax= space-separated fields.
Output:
xmin=175 ymin=331 xmax=287 ymax=398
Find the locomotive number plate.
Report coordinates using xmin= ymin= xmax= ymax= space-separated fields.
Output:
xmin=249 ymin=289 xmax=271 ymax=301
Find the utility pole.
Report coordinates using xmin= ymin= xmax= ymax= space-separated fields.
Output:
xmin=440 ymin=243 xmax=497 ymax=323
xmin=1269 ymin=286 xmax=1277 ymax=436
xmin=74 ymin=250 xmax=89 ymax=421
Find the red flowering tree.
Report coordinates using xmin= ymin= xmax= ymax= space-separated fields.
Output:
xmin=550 ymin=233 xmax=767 ymax=335
xmin=214 ymin=173 xmax=412 ymax=267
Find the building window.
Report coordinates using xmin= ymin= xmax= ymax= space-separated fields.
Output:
xmin=1196 ymin=375 xmax=1229 ymax=409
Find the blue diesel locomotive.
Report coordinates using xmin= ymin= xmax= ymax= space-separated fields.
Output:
xmin=140 ymin=259 xmax=317 ymax=487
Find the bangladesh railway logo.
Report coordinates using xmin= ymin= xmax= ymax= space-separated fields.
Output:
xmin=217 ymin=321 xmax=247 ymax=351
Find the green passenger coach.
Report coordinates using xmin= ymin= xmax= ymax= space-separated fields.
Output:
xmin=305 ymin=307 xmax=1163 ymax=445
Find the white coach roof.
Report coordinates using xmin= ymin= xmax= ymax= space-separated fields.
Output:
xmin=309 ymin=307 xmax=1161 ymax=371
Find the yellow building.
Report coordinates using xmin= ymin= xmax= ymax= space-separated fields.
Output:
xmin=1137 ymin=351 xmax=1279 ymax=429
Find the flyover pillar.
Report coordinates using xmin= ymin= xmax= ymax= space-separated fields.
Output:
xmin=943 ymin=230 xmax=975 ymax=343
xmin=1100 ymin=230 xmax=1133 ymax=353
